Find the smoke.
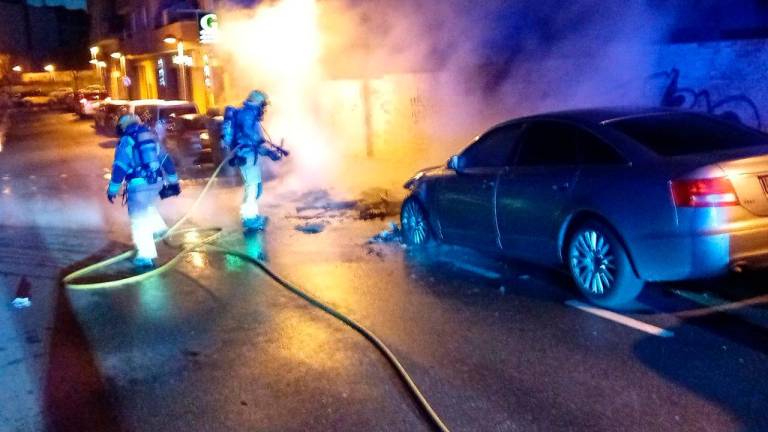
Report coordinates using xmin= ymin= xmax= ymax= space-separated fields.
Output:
xmin=215 ymin=0 xmax=677 ymax=192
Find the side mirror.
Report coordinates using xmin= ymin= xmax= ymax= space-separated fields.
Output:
xmin=447 ymin=155 xmax=462 ymax=171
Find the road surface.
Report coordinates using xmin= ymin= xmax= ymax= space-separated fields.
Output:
xmin=1 ymin=110 xmax=767 ymax=431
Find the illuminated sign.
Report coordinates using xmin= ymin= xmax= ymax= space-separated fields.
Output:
xmin=203 ymin=54 xmax=212 ymax=88
xmin=157 ymin=58 xmax=166 ymax=87
xmin=172 ymin=55 xmax=193 ymax=66
xmin=199 ymin=13 xmax=218 ymax=44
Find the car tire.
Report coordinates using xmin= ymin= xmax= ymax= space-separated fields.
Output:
xmin=567 ymin=221 xmax=643 ymax=308
xmin=401 ymin=197 xmax=432 ymax=246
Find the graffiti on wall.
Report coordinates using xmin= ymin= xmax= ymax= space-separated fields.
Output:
xmin=649 ymin=68 xmax=762 ymax=130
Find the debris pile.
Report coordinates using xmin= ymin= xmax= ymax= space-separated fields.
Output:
xmin=369 ymin=222 xmax=402 ymax=243
xmin=290 ymin=188 xmax=402 ymax=223
xmin=294 ymin=222 xmax=326 ymax=234
xmin=357 ymin=188 xmax=401 ymax=220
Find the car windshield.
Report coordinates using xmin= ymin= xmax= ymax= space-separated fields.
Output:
xmin=159 ymin=105 xmax=197 ymax=120
xmin=608 ymin=112 xmax=768 ymax=156
xmin=106 ymin=104 xmax=128 ymax=114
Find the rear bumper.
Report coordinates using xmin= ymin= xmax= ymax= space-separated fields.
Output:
xmin=729 ymin=225 xmax=768 ymax=270
xmin=630 ymin=221 xmax=768 ymax=281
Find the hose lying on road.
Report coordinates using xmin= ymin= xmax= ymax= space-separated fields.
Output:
xmin=62 ymin=153 xmax=451 ymax=432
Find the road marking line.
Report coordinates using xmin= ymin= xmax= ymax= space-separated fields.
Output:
xmin=672 ymin=290 xmax=768 ymax=318
xmin=565 ymin=300 xmax=674 ymax=338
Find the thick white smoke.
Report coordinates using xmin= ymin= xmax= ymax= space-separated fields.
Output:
xmin=215 ymin=0 xmax=675 ymax=193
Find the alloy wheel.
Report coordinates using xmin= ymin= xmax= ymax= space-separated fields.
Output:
xmin=401 ymin=199 xmax=429 ymax=245
xmin=569 ymin=229 xmax=617 ymax=296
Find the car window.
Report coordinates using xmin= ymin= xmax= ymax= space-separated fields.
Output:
xmin=515 ymin=121 xmax=581 ymax=166
xmin=134 ymin=106 xmax=158 ymax=124
xmin=460 ymin=124 xmax=521 ymax=168
xmin=159 ymin=105 xmax=198 ymax=120
xmin=608 ymin=112 xmax=768 ymax=156
xmin=578 ymin=130 xmax=626 ymax=165
xmin=514 ymin=121 xmax=625 ymax=166
xmin=107 ymin=105 xmax=128 ymax=115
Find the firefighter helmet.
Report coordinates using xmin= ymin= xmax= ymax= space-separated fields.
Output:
xmin=244 ymin=90 xmax=269 ymax=108
xmin=116 ymin=113 xmax=141 ymax=135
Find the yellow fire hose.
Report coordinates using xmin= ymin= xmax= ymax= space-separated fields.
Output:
xmin=62 ymin=151 xmax=451 ymax=432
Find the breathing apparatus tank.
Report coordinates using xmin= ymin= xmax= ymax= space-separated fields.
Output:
xmin=130 ymin=125 xmax=162 ymax=184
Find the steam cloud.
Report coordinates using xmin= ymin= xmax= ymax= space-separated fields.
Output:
xmin=215 ymin=0 xmax=676 ymax=191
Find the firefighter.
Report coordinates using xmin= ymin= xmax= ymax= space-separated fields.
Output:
xmin=221 ymin=90 xmax=272 ymax=231
xmin=106 ymin=114 xmax=181 ymax=268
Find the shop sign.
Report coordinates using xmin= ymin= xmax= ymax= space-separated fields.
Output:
xmin=199 ymin=13 xmax=219 ymax=44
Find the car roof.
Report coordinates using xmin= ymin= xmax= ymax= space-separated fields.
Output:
xmin=509 ymin=106 xmax=685 ymax=126
xmin=128 ymin=99 xmax=165 ymax=106
xmin=160 ymin=100 xmax=196 ymax=107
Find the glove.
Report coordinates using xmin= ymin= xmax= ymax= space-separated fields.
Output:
xmin=106 ymin=182 xmax=121 ymax=204
xmin=267 ymin=149 xmax=282 ymax=161
xmin=258 ymin=145 xmax=282 ymax=161
xmin=159 ymin=183 xmax=181 ymax=199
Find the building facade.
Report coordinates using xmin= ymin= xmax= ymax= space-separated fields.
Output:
xmin=0 ymin=0 xmax=89 ymax=72
xmin=88 ymin=0 xmax=222 ymax=111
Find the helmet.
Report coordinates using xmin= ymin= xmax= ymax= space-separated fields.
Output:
xmin=244 ymin=90 xmax=269 ymax=108
xmin=116 ymin=113 xmax=141 ymax=135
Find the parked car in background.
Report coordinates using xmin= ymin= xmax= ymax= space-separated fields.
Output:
xmin=49 ymin=87 xmax=73 ymax=109
xmin=12 ymin=88 xmax=43 ymax=107
xmin=166 ymin=112 xmax=209 ymax=157
xmin=129 ymin=100 xmax=197 ymax=127
xmin=74 ymin=89 xmax=109 ymax=118
xmin=129 ymin=99 xmax=197 ymax=142
xmin=401 ymin=107 xmax=768 ymax=308
xmin=94 ymin=99 xmax=129 ymax=135
xmin=21 ymin=93 xmax=53 ymax=109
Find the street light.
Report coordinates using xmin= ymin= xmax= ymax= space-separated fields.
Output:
xmin=44 ymin=64 xmax=55 ymax=82
xmin=111 ymin=52 xmax=127 ymax=97
xmin=90 ymin=46 xmax=99 ymax=57
xmin=164 ymin=35 xmax=188 ymax=100
xmin=11 ymin=65 xmax=22 ymax=72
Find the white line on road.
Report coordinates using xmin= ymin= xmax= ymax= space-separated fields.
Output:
xmin=566 ymin=300 xmax=674 ymax=338
xmin=673 ymin=289 xmax=768 ymax=318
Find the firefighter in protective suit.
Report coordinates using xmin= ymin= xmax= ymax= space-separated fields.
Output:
xmin=107 ymin=114 xmax=181 ymax=267
xmin=221 ymin=90 xmax=275 ymax=231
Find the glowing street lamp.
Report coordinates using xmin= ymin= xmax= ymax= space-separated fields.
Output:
xmin=11 ymin=65 xmax=22 ymax=72
xmin=90 ymin=46 xmax=99 ymax=57
xmin=111 ymin=52 xmax=128 ymax=97
xmin=44 ymin=64 xmax=55 ymax=82
xmin=164 ymin=35 xmax=188 ymax=100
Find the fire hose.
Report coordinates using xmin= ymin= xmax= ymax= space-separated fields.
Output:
xmin=62 ymin=148 xmax=451 ymax=432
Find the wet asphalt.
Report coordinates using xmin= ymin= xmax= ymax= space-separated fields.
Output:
xmin=1 ymin=111 xmax=767 ymax=431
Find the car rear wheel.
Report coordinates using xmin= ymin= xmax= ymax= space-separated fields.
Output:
xmin=401 ymin=197 xmax=431 ymax=246
xmin=567 ymin=222 xmax=643 ymax=308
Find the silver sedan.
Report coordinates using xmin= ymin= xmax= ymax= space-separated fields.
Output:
xmin=401 ymin=108 xmax=768 ymax=307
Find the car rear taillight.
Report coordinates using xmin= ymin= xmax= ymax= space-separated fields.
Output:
xmin=671 ymin=177 xmax=739 ymax=207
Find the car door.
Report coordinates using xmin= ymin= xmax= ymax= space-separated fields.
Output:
xmin=436 ymin=123 xmax=521 ymax=249
xmin=496 ymin=120 xmax=587 ymax=262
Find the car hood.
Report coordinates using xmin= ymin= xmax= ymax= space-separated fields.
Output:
xmin=404 ymin=165 xmax=446 ymax=189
